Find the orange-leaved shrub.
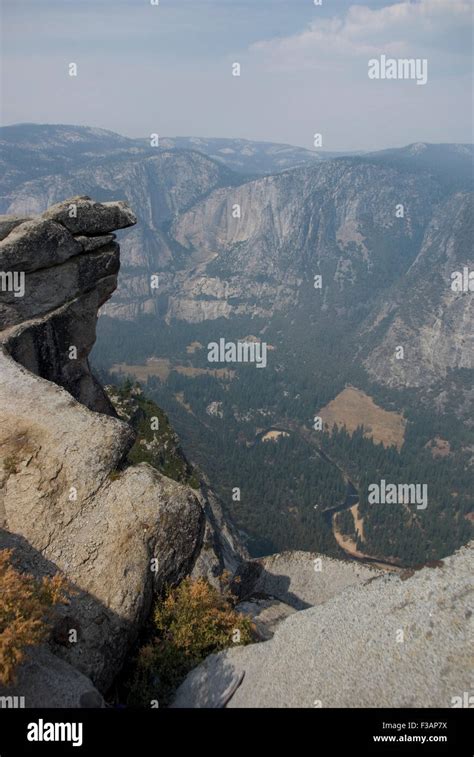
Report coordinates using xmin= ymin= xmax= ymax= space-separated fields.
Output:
xmin=126 ymin=574 xmax=255 ymax=707
xmin=0 ymin=549 xmax=69 ymax=685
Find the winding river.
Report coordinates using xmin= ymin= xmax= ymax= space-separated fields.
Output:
xmin=257 ymin=423 xmax=403 ymax=571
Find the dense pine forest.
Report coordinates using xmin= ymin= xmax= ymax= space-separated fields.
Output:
xmin=93 ymin=311 xmax=473 ymax=566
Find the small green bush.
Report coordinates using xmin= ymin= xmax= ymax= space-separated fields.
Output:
xmin=126 ymin=575 xmax=254 ymax=707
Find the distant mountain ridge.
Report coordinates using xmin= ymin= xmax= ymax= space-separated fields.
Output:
xmin=5 ymin=123 xmax=471 ymax=187
xmin=0 ymin=123 xmax=325 ymax=192
xmin=1 ymin=124 xmax=472 ymax=397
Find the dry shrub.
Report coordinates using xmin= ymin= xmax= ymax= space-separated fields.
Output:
xmin=127 ymin=575 xmax=255 ymax=707
xmin=0 ymin=549 xmax=69 ymax=685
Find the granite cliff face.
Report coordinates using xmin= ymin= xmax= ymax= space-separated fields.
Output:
xmin=166 ymin=158 xmax=442 ymax=322
xmin=0 ymin=198 xmax=242 ymax=701
xmin=362 ymin=192 xmax=473 ymax=388
xmin=164 ymin=152 xmax=472 ymax=393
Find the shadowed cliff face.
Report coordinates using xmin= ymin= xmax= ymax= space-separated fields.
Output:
xmin=0 ymin=196 xmax=136 ymax=415
xmin=0 ymin=198 xmax=242 ymax=696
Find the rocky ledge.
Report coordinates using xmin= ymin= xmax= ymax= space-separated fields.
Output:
xmin=173 ymin=544 xmax=473 ymax=708
xmin=0 ymin=198 xmax=242 ymax=703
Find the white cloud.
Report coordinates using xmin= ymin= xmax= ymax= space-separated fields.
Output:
xmin=249 ymin=0 xmax=473 ymax=71
xmin=1 ymin=0 xmax=471 ymax=149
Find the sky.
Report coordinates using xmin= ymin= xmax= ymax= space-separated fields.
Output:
xmin=1 ymin=0 xmax=472 ymax=150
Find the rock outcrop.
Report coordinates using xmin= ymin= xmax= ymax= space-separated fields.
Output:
xmin=190 ymin=481 xmax=243 ymax=587
xmin=0 ymin=197 xmax=136 ymax=414
xmin=0 ymin=198 xmax=242 ymax=698
xmin=232 ymin=551 xmax=382 ymax=641
xmin=0 ymin=646 xmax=104 ymax=709
xmin=173 ymin=543 xmax=473 ymax=708
xmin=236 ymin=550 xmax=381 ymax=608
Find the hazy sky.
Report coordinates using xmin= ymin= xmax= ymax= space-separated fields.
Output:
xmin=1 ymin=0 xmax=472 ymax=150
